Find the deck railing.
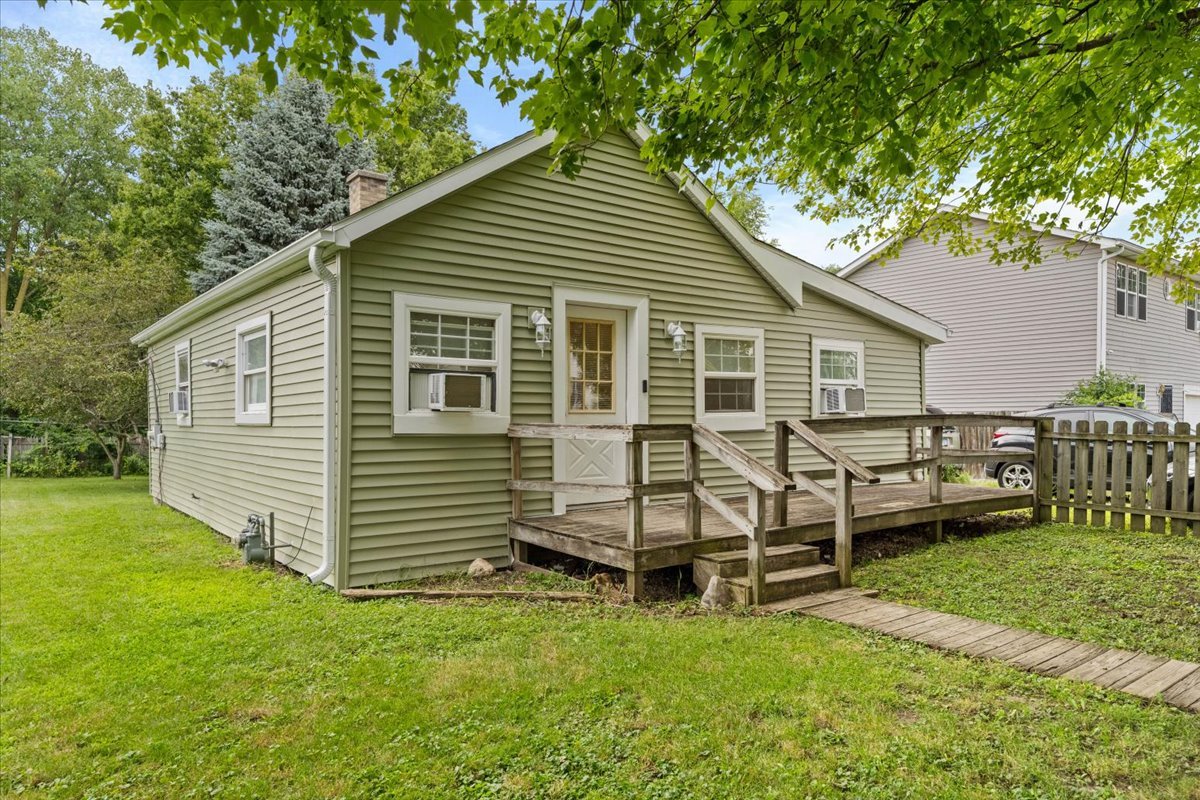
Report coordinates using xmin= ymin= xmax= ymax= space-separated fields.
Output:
xmin=507 ymin=423 xmax=792 ymax=603
xmin=774 ymin=414 xmax=1040 ymax=586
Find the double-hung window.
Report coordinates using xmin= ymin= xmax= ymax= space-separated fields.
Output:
xmin=173 ymin=340 xmax=191 ymax=426
xmin=694 ymin=325 xmax=765 ymax=431
xmin=1115 ymin=264 xmax=1148 ymax=321
xmin=1186 ymin=294 xmax=1198 ymax=333
xmin=813 ymin=338 xmax=866 ymax=416
xmin=235 ymin=314 xmax=271 ymax=425
xmin=393 ymin=293 xmax=511 ymax=434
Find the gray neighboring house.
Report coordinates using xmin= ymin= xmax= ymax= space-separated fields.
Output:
xmin=841 ymin=215 xmax=1200 ymax=425
xmin=131 ymin=127 xmax=947 ymax=591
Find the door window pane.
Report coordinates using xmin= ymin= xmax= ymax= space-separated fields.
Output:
xmin=568 ymin=319 xmax=616 ymax=412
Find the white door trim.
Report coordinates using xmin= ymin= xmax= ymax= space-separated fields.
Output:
xmin=552 ymin=285 xmax=649 ymax=514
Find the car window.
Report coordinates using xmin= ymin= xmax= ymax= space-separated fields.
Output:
xmin=1041 ymin=410 xmax=1088 ymax=427
xmin=1093 ymin=410 xmax=1139 ymax=427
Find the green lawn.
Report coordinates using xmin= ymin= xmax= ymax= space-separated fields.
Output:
xmin=855 ymin=523 xmax=1200 ymax=662
xmin=2 ymin=479 xmax=1199 ymax=799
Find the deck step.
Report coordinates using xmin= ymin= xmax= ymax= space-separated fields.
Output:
xmin=692 ymin=543 xmax=820 ymax=590
xmin=726 ymin=563 xmax=842 ymax=604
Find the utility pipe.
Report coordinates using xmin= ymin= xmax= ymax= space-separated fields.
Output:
xmin=307 ymin=244 xmax=338 ymax=584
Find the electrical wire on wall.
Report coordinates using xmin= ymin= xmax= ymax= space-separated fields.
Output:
xmin=279 ymin=506 xmax=313 ymax=569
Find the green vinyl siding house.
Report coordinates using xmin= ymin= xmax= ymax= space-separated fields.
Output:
xmin=133 ymin=128 xmax=948 ymax=591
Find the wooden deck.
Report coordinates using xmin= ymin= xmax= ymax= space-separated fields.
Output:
xmin=509 ymin=481 xmax=1032 ymax=573
xmin=776 ymin=590 xmax=1200 ymax=713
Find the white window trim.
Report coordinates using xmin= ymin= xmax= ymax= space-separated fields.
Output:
xmin=173 ymin=340 xmax=192 ymax=427
xmin=235 ymin=313 xmax=272 ymax=425
xmin=393 ymin=293 xmax=511 ymax=435
xmin=1115 ymin=264 xmax=1148 ymax=322
xmin=812 ymin=338 xmax=867 ymax=417
xmin=694 ymin=324 xmax=766 ymax=432
xmin=1185 ymin=294 xmax=1198 ymax=333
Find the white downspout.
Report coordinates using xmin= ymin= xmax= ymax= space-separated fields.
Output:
xmin=1096 ymin=244 xmax=1126 ymax=371
xmin=307 ymin=243 xmax=338 ymax=584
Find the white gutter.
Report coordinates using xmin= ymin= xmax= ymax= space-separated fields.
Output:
xmin=306 ymin=243 xmax=338 ymax=585
xmin=1096 ymin=244 xmax=1125 ymax=371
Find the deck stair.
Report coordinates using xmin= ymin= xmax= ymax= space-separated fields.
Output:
xmin=693 ymin=544 xmax=840 ymax=605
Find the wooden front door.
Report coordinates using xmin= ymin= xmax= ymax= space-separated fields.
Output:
xmin=559 ymin=306 xmax=628 ymax=507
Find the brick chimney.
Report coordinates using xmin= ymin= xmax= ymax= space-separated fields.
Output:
xmin=346 ymin=169 xmax=390 ymax=214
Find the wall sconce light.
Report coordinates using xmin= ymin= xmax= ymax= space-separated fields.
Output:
xmin=529 ymin=309 xmax=551 ymax=356
xmin=665 ymin=321 xmax=687 ymax=361
xmin=201 ymin=358 xmax=226 ymax=368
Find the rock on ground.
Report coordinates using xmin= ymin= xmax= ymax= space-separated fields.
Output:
xmin=467 ymin=558 xmax=496 ymax=578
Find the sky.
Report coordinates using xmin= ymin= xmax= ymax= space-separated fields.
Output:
xmin=2 ymin=1 xmax=1140 ymax=267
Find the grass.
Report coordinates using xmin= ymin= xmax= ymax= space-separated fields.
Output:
xmin=855 ymin=523 xmax=1200 ymax=662
xmin=1 ymin=478 xmax=1198 ymax=799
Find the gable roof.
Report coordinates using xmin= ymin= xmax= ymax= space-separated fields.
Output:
xmin=134 ymin=128 xmax=947 ymax=345
xmin=840 ymin=207 xmax=1151 ymax=280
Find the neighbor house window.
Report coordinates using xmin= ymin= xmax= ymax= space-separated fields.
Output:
xmin=1186 ymin=295 xmax=1198 ymax=332
xmin=393 ymin=293 xmax=511 ymax=434
xmin=1135 ymin=384 xmax=1147 ymax=407
xmin=235 ymin=314 xmax=271 ymax=425
xmin=812 ymin=338 xmax=866 ymax=416
xmin=1115 ymin=264 xmax=1148 ymax=321
xmin=173 ymin=340 xmax=191 ymax=427
xmin=694 ymin=325 xmax=765 ymax=431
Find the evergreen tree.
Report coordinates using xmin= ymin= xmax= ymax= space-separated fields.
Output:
xmin=193 ymin=76 xmax=370 ymax=293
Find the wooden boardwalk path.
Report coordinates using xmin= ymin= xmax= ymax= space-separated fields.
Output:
xmin=768 ymin=589 xmax=1200 ymax=713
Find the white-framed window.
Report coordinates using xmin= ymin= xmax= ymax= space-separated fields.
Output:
xmin=1115 ymin=264 xmax=1148 ymax=321
xmin=1186 ymin=295 xmax=1198 ymax=332
xmin=393 ymin=293 xmax=511 ymax=434
xmin=812 ymin=338 xmax=866 ymax=416
xmin=235 ymin=314 xmax=271 ymax=425
xmin=173 ymin=340 xmax=192 ymax=427
xmin=1135 ymin=384 xmax=1147 ymax=407
xmin=694 ymin=325 xmax=766 ymax=431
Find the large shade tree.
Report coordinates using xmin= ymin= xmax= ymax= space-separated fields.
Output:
xmin=113 ymin=67 xmax=262 ymax=282
xmin=0 ymin=234 xmax=189 ymax=478
xmin=97 ymin=1 xmax=1200 ymax=289
xmin=0 ymin=26 xmax=141 ymax=327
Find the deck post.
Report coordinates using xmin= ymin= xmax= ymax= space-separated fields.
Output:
xmin=834 ymin=464 xmax=853 ymax=587
xmin=625 ymin=440 xmax=644 ymax=549
xmin=1032 ymin=417 xmax=1053 ymax=523
xmin=748 ymin=484 xmax=767 ymax=604
xmin=509 ymin=436 xmax=523 ymax=520
xmin=928 ymin=425 xmax=943 ymax=543
xmin=772 ymin=421 xmax=789 ymax=527
xmin=683 ymin=437 xmax=702 ymax=539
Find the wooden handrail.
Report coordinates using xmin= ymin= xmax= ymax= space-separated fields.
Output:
xmin=801 ymin=413 xmax=1039 ymax=433
xmin=507 ymin=423 xmax=693 ymax=442
xmin=691 ymin=424 xmax=793 ymax=491
xmin=785 ymin=420 xmax=880 ymax=484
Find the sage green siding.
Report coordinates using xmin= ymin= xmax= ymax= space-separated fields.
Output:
xmin=146 ymin=268 xmax=329 ymax=579
xmin=344 ymin=132 xmax=923 ymax=586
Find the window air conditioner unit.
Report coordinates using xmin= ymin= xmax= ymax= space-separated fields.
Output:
xmin=428 ymin=372 xmax=487 ymax=411
xmin=821 ymin=386 xmax=866 ymax=414
xmin=168 ymin=390 xmax=189 ymax=414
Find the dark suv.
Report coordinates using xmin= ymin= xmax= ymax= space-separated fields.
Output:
xmin=987 ymin=405 xmax=1182 ymax=491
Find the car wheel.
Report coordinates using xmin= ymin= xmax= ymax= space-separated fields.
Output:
xmin=997 ymin=462 xmax=1034 ymax=490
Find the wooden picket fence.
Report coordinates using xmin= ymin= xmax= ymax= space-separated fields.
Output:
xmin=1033 ymin=419 xmax=1198 ymax=533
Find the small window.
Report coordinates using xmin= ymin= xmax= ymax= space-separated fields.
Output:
xmin=393 ymin=293 xmax=511 ymax=434
xmin=1135 ymin=384 xmax=1147 ymax=407
xmin=173 ymin=340 xmax=191 ymax=426
xmin=235 ymin=314 xmax=271 ymax=425
xmin=1186 ymin=295 xmax=1198 ymax=333
xmin=1115 ymin=264 xmax=1148 ymax=321
xmin=694 ymin=325 xmax=765 ymax=431
xmin=568 ymin=319 xmax=616 ymax=412
xmin=813 ymin=338 xmax=866 ymax=416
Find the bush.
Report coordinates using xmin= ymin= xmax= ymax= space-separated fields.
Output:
xmin=941 ymin=464 xmax=971 ymax=484
xmin=123 ymin=453 xmax=148 ymax=476
xmin=9 ymin=448 xmax=89 ymax=478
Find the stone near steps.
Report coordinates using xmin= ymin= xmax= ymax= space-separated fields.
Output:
xmin=700 ymin=575 xmax=735 ymax=609
xmin=467 ymin=558 xmax=496 ymax=578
